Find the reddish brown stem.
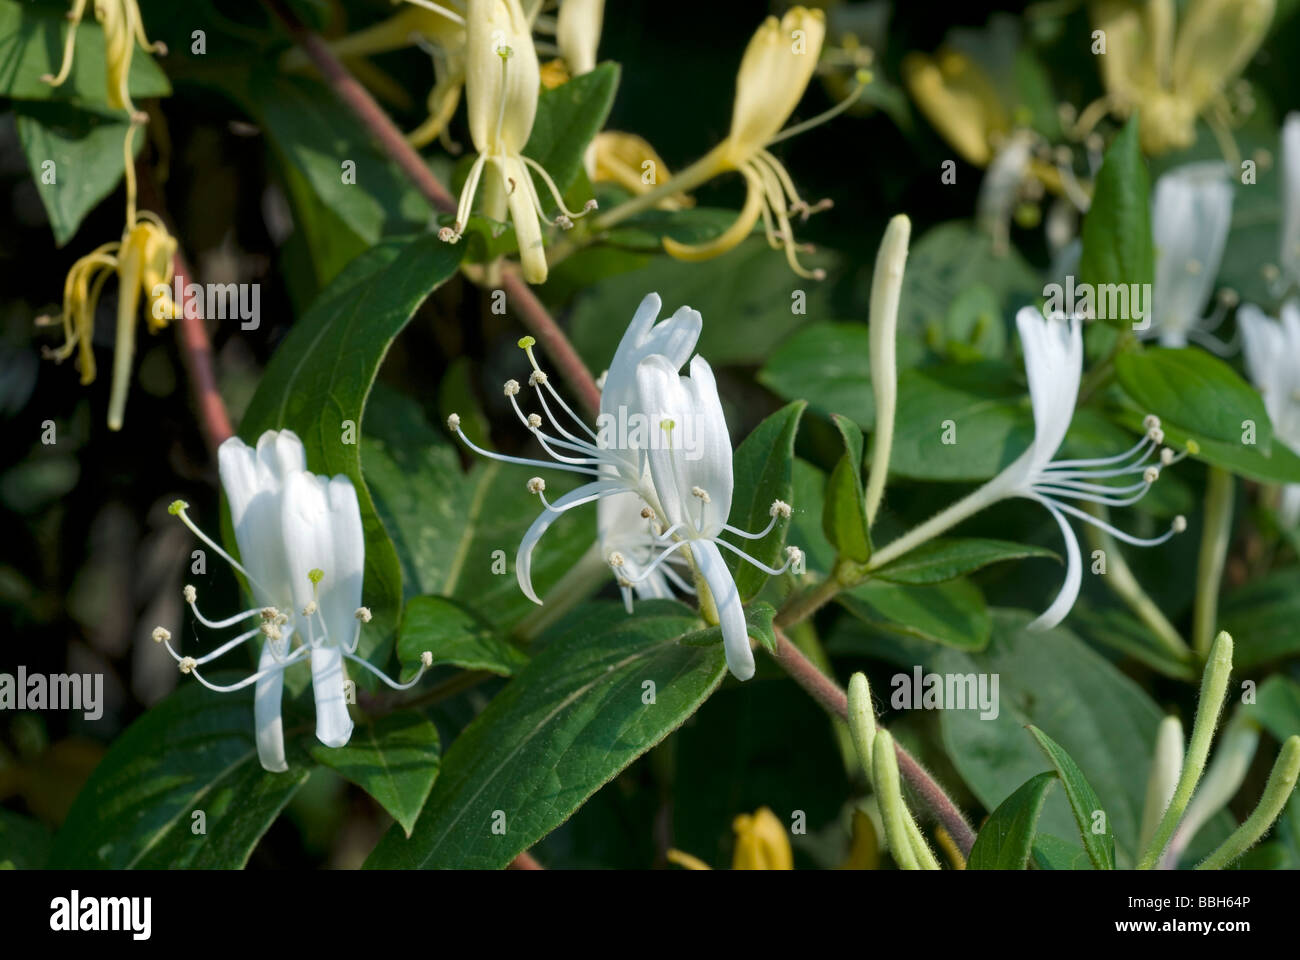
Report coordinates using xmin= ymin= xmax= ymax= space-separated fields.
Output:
xmin=264 ymin=0 xmax=601 ymax=416
xmin=772 ymin=629 xmax=977 ymax=856
xmin=171 ymin=252 xmax=234 ymax=456
xmin=508 ymin=850 xmax=544 ymax=870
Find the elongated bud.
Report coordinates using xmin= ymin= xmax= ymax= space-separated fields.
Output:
xmin=556 ymin=0 xmax=604 ymax=77
xmin=847 ymin=672 xmax=878 ymax=783
xmin=1165 ymin=710 xmax=1260 ymax=866
xmin=1139 ymin=715 xmax=1186 ymax=853
xmin=1197 ymin=735 xmax=1300 ymax=870
xmin=1138 ymin=631 xmax=1234 ymax=868
xmin=864 ymin=214 xmax=910 ymax=527
xmin=871 ymin=728 xmax=920 ymax=869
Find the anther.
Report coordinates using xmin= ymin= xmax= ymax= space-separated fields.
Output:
xmin=770 ymin=499 xmax=792 ymax=518
xmin=1149 ymin=427 xmax=1165 ymax=445
xmin=261 ymin=607 xmax=279 ymax=620
xmin=355 ymin=607 xmax=372 ymax=623
xmin=1161 ymin=448 xmax=1175 ymax=465
xmin=640 ymin=506 xmax=655 ymax=519
xmin=1143 ymin=466 xmax=1160 ymax=483
xmin=184 ymin=584 xmax=197 ymax=603
xmin=302 ymin=601 xmax=318 ymax=616
xmin=527 ymin=413 xmax=542 ymax=429
xmin=178 ymin=657 xmax=197 ymax=674
xmin=691 ymin=486 xmax=711 ymax=503
xmin=420 ymin=651 xmax=434 ymax=668
xmin=438 ymin=226 xmax=460 ymax=243
xmin=447 ymin=413 xmax=461 ymax=432
xmin=1143 ymin=415 xmax=1161 ymax=431
xmin=152 ymin=627 xmax=171 ymax=643
xmin=527 ymin=477 xmax=546 ymax=494
xmin=528 ymin=370 xmax=548 ymax=386
xmin=504 ymin=379 xmax=521 ymax=396
xmin=1172 ymin=516 xmax=1187 ymax=534
xmin=608 ymin=551 xmax=626 ymax=567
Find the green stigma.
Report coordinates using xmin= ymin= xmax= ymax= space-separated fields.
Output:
xmin=517 ymin=336 xmax=536 ymax=349
xmin=308 ymin=568 xmax=324 ymax=586
xmin=1186 ymin=439 xmax=1201 ymax=455
xmin=168 ymin=499 xmax=188 ymax=515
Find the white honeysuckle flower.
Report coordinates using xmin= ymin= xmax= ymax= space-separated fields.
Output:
xmin=870 ymin=307 xmax=1188 ymax=631
xmin=158 ymin=430 xmax=432 ymax=773
xmin=1238 ymin=300 xmax=1300 ymax=526
xmin=1149 ymin=162 xmax=1235 ymax=349
xmin=1279 ymin=112 xmax=1300 ymax=293
xmin=440 ymin=0 xmax=595 ymax=284
xmin=447 ymin=292 xmax=796 ymax=680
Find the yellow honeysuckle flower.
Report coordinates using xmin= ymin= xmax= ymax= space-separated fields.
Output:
xmin=41 ymin=0 xmax=166 ymax=120
xmin=39 ymin=133 xmax=178 ymax=431
xmin=584 ymin=132 xmax=694 ymax=210
xmin=665 ymin=806 xmax=794 ymax=870
xmin=282 ymin=1 xmax=471 ymax=149
xmin=439 ymin=0 xmax=595 ymax=284
xmin=1086 ymin=0 xmax=1274 ymax=158
xmin=593 ymin=7 xmax=868 ymax=279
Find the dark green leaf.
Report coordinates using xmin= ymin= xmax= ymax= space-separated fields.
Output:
xmin=0 ymin=809 xmax=52 ymax=869
xmin=967 ymin=771 xmax=1056 ymax=870
xmin=525 ymin=63 xmax=619 ymax=195
xmin=839 ymin=578 xmax=990 ymax=650
xmin=1255 ymin=676 xmax=1300 ymax=743
xmin=1078 ymin=114 xmax=1153 ymax=308
xmin=1031 ymin=834 xmax=1094 ymax=870
xmin=872 ymin=537 xmax=1057 ymax=585
xmin=724 ymin=401 xmax=804 ymax=599
xmin=310 ymin=711 xmax=440 ymax=836
xmin=14 ymin=101 xmax=134 ymax=246
xmin=1219 ymin=569 xmax=1300 ymax=668
xmin=822 ymin=414 xmax=871 ymax=563
xmin=50 ymin=678 xmax=310 ymax=868
xmin=397 ymin=595 xmax=529 ymax=679
xmin=364 ymin=600 xmax=726 ymax=868
xmin=757 ymin=323 xmax=875 ymax=427
xmin=1116 ymin=346 xmax=1272 ymax=452
xmin=1027 ymin=725 xmax=1115 ymax=869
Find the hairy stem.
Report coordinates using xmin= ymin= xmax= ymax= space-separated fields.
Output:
xmin=1193 ymin=466 xmax=1234 ymax=659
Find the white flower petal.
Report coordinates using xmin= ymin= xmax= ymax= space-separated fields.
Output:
xmin=309 ymin=645 xmax=353 ymax=748
xmin=1025 ymin=498 xmax=1083 ymax=631
xmin=516 ymin=479 xmax=628 ymax=603
xmin=601 ymin=293 xmax=702 ymax=419
xmin=281 ymin=471 xmax=337 ymax=626
xmin=1014 ymin=307 xmax=1082 ymax=480
xmin=253 ymin=641 xmax=288 ymax=772
xmin=597 ymin=490 xmax=672 ymax=599
xmin=1281 ymin=113 xmax=1300 ymax=286
xmin=690 ymin=540 xmax=753 ymax=681
xmin=1152 ymin=163 xmax=1233 ymax=345
xmin=218 ymin=433 xmax=297 ymax=609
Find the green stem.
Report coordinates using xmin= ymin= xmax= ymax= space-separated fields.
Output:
xmin=1138 ymin=632 xmax=1234 ymax=869
xmin=590 ymin=146 xmax=728 ymax=231
xmin=867 ymin=478 xmax=1008 ymax=571
xmin=1196 ymin=736 xmax=1300 ymax=870
xmin=1193 ymin=466 xmax=1234 ymax=659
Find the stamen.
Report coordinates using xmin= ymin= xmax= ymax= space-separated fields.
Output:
xmin=613 ymin=539 xmax=693 ymax=585
xmin=447 ymin=415 xmax=602 ymax=477
xmin=765 ymin=68 xmax=872 ymax=147
xmin=522 ymin=155 xmax=599 ymax=222
xmin=712 ymin=537 xmax=799 ymax=576
xmin=1045 ymin=497 xmax=1187 ymax=548
xmin=403 ymin=0 xmax=466 ymax=25
xmin=342 ymin=650 xmax=434 ymax=690
xmin=184 ymin=646 xmax=310 ymax=693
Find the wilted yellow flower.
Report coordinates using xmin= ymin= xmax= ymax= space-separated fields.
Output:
xmin=440 ymin=0 xmax=595 ymax=284
xmin=41 ymin=0 xmax=166 ymax=120
xmin=1088 ymin=0 xmax=1274 ymax=156
xmin=666 ymin=807 xmax=794 ymax=870
xmin=40 ymin=134 xmax=178 ymax=431
xmin=556 ymin=0 xmax=604 ymax=76
xmin=283 ymin=1 xmax=470 ymax=149
xmin=594 ymin=7 xmax=867 ymax=279
xmin=584 ymin=132 xmax=693 ymax=210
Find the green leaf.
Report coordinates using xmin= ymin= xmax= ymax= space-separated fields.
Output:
xmin=361 ymin=386 xmax=593 ymax=633
xmin=1027 ymin=725 xmax=1115 ymax=869
xmin=1256 ymin=676 xmax=1300 ymax=744
xmin=937 ymin=610 xmax=1163 ymax=866
xmin=0 ymin=0 xmax=171 ymax=104
xmin=724 ymin=401 xmax=804 ymax=599
xmin=602 ymin=207 xmax=751 ymax=253
xmin=237 ymin=236 xmax=462 ymax=665
xmin=524 ymin=63 xmax=619 ymax=195
xmin=1078 ymin=114 xmax=1153 ymax=307
xmin=50 ymin=678 xmax=311 ymax=868
xmin=1112 ymin=407 xmax=1300 ymax=484
xmin=364 ymin=600 xmax=727 ymax=869
xmin=757 ymin=323 xmax=875 ymax=427
xmin=14 ymin=101 xmax=135 ymax=246
xmin=872 ymin=537 xmax=1057 ymax=585
xmin=822 ymin=414 xmax=871 ymax=563
xmin=568 ymin=239 xmax=839 ymax=367
xmin=1069 ymin=603 xmax=1198 ymax=681
xmin=1031 ymin=834 xmax=1094 ymax=870
xmin=310 ymin=711 xmax=440 ymax=837
xmin=1219 ymin=569 xmax=1300 ymax=668
xmin=0 ymin=809 xmax=52 ymax=869
xmin=889 ymin=361 xmax=1032 ymax=481
xmin=225 ymin=64 xmax=429 ymax=245
xmin=1116 ymin=346 xmax=1272 ymax=452
xmin=679 ymin=600 xmax=777 ymax=656
xmin=839 ymin=578 xmax=990 ymax=650
xmin=396 ymin=595 xmax=529 ymax=680
xmin=967 ymin=771 xmax=1056 ymax=870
